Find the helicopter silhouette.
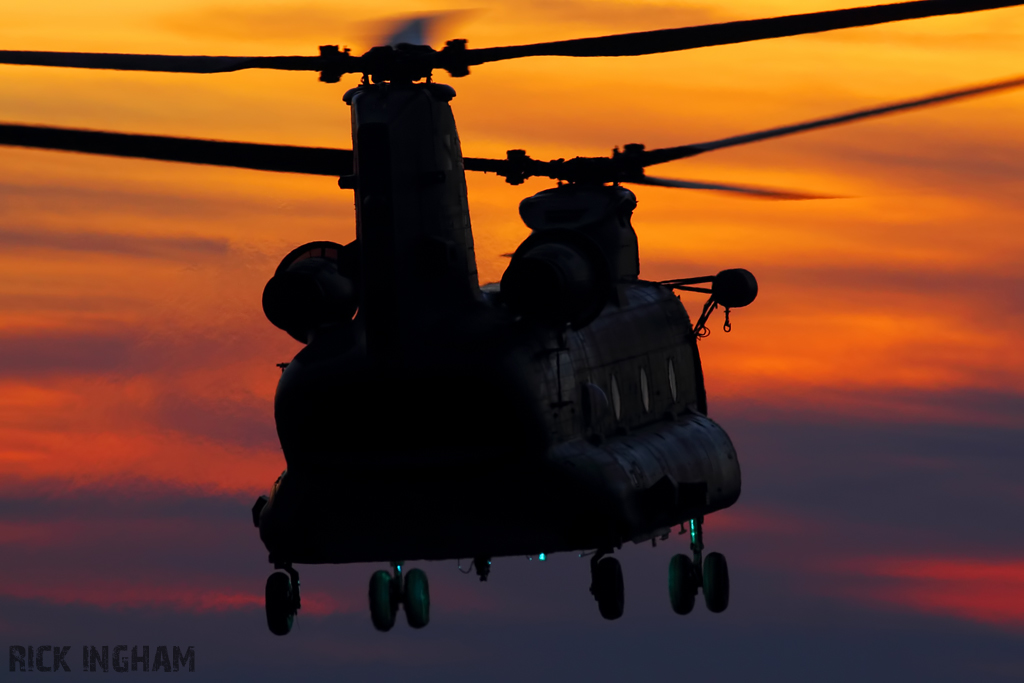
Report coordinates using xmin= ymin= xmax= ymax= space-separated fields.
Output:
xmin=1 ymin=0 xmax=1022 ymax=634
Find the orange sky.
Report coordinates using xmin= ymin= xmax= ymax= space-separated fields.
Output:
xmin=2 ymin=0 xmax=1022 ymax=493
xmin=1 ymin=1 xmax=1023 ymax=638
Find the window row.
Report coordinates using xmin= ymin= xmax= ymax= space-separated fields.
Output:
xmin=603 ymin=357 xmax=678 ymax=422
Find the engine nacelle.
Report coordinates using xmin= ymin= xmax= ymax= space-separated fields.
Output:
xmin=501 ymin=229 xmax=611 ymax=329
xmin=262 ymin=241 xmax=359 ymax=343
xmin=519 ymin=184 xmax=639 ymax=284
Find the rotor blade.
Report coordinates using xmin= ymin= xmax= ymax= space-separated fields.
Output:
xmin=631 ymin=175 xmax=830 ymax=200
xmin=463 ymin=157 xmax=510 ymax=174
xmin=0 ymin=123 xmax=352 ymax=176
xmin=384 ymin=17 xmax=433 ymax=47
xmin=379 ymin=10 xmax=475 ymax=48
xmin=464 ymin=0 xmax=1024 ymax=65
xmin=641 ymin=74 xmax=1024 ymax=166
xmin=0 ymin=51 xmax=325 ymax=74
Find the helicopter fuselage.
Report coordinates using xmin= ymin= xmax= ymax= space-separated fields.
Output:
xmin=256 ymin=81 xmax=740 ymax=565
xmin=261 ymin=281 xmax=740 ymax=563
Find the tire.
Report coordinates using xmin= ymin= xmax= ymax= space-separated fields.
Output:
xmin=703 ymin=552 xmax=730 ymax=613
xmin=369 ymin=570 xmax=396 ymax=632
xmin=265 ymin=572 xmax=295 ymax=636
xmin=404 ymin=568 xmax=430 ymax=629
xmin=668 ymin=554 xmax=697 ymax=615
xmin=593 ymin=557 xmax=625 ymax=620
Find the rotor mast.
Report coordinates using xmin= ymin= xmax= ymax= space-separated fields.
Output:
xmin=345 ymin=81 xmax=482 ymax=363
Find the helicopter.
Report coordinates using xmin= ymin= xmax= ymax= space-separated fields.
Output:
xmin=1 ymin=0 xmax=1022 ymax=635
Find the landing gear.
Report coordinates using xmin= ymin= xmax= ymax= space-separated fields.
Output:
xmin=265 ymin=565 xmax=300 ymax=636
xmin=474 ymin=556 xmax=492 ymax=582
xmin=404 ymin=568 xmax=430 ymax=629
xmin=368 ymin=563 xmax=431 ymax=632
xmin=590 ymin=554 xmax=624 ymax=620
xmin=703 ymin=552 xmax=729 ymax=613
xmin=669 ymin=517 xmax=729 ymax=614
xmin=668 ymin=554 xmax=697 ymax=614
xmin=369 ymin=570 xmax=396 ymax=631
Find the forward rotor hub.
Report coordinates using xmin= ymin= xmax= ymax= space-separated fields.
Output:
xmin=316 ymin=40 xmax=472 ymax=84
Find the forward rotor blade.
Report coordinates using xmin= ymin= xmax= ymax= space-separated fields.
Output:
xmin=631 ymin=175 xmax=829 ymax=200
xmin=384 ymin=16 xmax=434 ymax=47
xmin=0 ymin=51 xmax=325 ymax=74
xmin=0 ymin=123 xmax=352 ymax=176
xmin=464 ymin=0 xmax=1024 ymax=65
xmin=641 ymin=74 xmax=1024 ymax=166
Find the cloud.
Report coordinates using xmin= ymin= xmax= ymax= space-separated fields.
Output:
xmin=0 ymin=322 xmax=285 ymax=493
xmin=0 ymin=487 xmax=267 ymax=613
xmin=161 ymin=4 xmax=374 ymax=44
xmin=817 ymin=129 xmax=1024 ymax=198
xmin=160 ymin=1 xmax=726 ymax=48
xmin=0 ymin=479 xmax=252 ymax=523
xmin=0 ymin=177 xmax=275 ymax=222
xmin=829 ymin=557 xmax=1024 ymax=627
xmin=718 ymin=385 xmax=1024 ymax=429
xmin=0 ymin=576 xmax=263 ymax=613
xmin=644 ymin=259 xmax=1024 ymax=302
xmin=488 ymin=0 xmax=724 ymax=35
xmin=0 ymin=323 xmax=271 ymax=380
xmin=806 ymin=28 xmax=1024 ymax=51
xmin=0 ymin=484 xmax=487 ymax=619
xmin=0 ymin=328 xmax=248 ymax=379
xmin=771 ymin=263 xmax=1024 ymax=300
xmin=159 ymin=5 xmax=476 ymax=48
xmin=0 ymin=330 xmax=137 ymax=377
xmin=0 ymin=326 xmax=279 ymax=457
xmin=153 ymin=391 xmax=278 ymax=451
xmin=0 ymin=226 xmax=229 ymax=259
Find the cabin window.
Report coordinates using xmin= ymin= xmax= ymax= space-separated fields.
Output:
xmin=610 ymin=374 xmax=621 ymax=421
xmin=640 ymin=367 xmax=650 ymax=413
xmin=667 ymin=358 xmax=678 ymax=402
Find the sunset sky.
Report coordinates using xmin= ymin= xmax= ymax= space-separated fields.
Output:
xmin=1 ymin=0 xmax=1023 ymax=680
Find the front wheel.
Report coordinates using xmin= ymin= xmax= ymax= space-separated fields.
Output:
xmin=668 ymin=554 xmax=697 ymax=615
xmin=404 ymin=568 xmax=430 ymax=628
xmin=369 ymin=570 xmax=396 ymax=631
xmin=265 ymin=572 xmax=295 ymax=636
xmin=591 ymin=557 xmax=625 ymax=620
xmin=703 ymin=552 xmax=730 ymax=613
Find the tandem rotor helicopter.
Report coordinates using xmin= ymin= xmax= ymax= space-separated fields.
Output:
xmin=2 ymin=0 xmax=1022 ymax=634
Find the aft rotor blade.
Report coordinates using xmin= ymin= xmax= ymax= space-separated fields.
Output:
xmin=641 ymin=74 xmax=1024 ymax=166
xmin=0 ymin=123 xmax=353 ymax=176
xmin=464 ymin=0 xmax=1024 ymax=65
xmin=632 ymin=175 xmax=828 ymax=200
xmin=463 ymin=157 xmax=511 ymax=173
xmin=0 ymin=51 xmax=326 ymax=74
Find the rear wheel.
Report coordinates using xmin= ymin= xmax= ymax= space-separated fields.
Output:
xmin=591 ymin=557 xmax=625 ymax=620
xmin=369 ymin=570 xmax=396 ymax=631
xmin=668 ymin=554 xmax=697 ymax=615
xmin=404 ymin=568 xmax=430 ymax=629
xmin=265 ymin=572 xmax=295 ymax=636
xmin=703 ymin=552 xmax=730 ymax=613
